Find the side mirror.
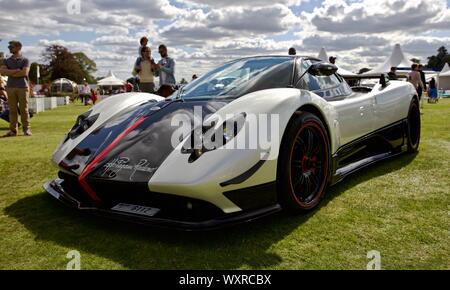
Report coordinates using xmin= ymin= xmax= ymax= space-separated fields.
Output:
xmin=379 ymin=74 xmax=390 ymax=88
xmin=308 ymin=63 xmax=338 ymax=77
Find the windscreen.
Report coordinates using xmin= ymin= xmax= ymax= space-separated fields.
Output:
xmin=179 ymin=57 xmax=294 ymax=100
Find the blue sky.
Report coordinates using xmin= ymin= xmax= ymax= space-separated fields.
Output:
xmin=1 ymin=0 xmax=449 ymax=81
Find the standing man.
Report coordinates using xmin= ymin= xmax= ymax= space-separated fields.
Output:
xmin=418 ymin=64 xmax=427 ymax=108
xmin=408 ymin=64 xmax=424 ymax=103
xmin=418 ymin=64 xmax=427 ymax=91
xmin=156 ymin=45 xmax=176 ymax=85
xmin=155 ymin=44 xmax=176 ymax=97
xmin=0 ymin=41 xmax=31 ymax=137
xmin=80 ymin=81 xmax=91 ymax=105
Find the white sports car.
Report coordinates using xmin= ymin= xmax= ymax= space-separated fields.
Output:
xmin=45 ymin=56 xmax=421 ymax=230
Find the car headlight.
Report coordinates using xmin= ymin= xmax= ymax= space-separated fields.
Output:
xmin=67 ymin=111 xmax=100 ymax=140
xmin=182 ymin=112 xmax=247 ymax=162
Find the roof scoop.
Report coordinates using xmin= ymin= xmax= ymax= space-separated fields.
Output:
xmin=308 ymin=62 xmax=338 ymax=77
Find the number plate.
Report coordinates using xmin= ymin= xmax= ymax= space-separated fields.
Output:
xmin=111 ymin=203 xmax=160 ymax=217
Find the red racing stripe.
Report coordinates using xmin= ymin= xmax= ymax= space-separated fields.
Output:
xmin=78 ymin=116 xmax=147 ymax=202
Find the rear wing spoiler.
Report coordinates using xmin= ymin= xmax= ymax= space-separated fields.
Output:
xmin=343 ymin=74 xmax=408 ymax=81
xmin=345 ymin=73 xmax=402 ymax=89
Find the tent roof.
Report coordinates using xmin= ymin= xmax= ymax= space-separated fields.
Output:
xmin=441 ymin=63 xmax=450 ymax=73
xmin=97 ymin=71 xmax=125 ymax=86
xmin=51 ymin=78 xmax=77 ymax=86
xmin=318 ymin=48 xmax=329 ymax=63
xmin=317 ymin=47 xmax=357 ymax=77
xmin=440 ymin=69 xmax=450 ymax=77
xmin=362 ymin=44 xmax=413 ymax=76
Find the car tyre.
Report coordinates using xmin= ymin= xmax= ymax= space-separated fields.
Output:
xmin=277 ymin=112 xmax=331 ymax=212
xmin=406 ymin=98 xmax=421 ymax=153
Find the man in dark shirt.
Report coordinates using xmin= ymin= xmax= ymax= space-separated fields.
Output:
xmin=388 ymin=67 xmax=398 ymax=80
xmin=418 ymin=65 xmax=427 ymax=109
xmin=418 ymin=65 xmax=427 ymax=89
xmin=0 ymin=41 xmax=31 ymax=137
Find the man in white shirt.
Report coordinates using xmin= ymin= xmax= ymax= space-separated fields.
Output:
xmin=79 ymin=81 xmax=91 ymax=105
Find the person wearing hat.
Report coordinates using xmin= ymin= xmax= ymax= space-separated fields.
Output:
xmin=0 ymin=41 xmax=31 ymax=137
xmin=329 ymin=56 xmax=336 ymax=64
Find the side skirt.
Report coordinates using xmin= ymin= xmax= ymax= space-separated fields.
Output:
xmin=331 ymin=119 xmax=408 ymax=185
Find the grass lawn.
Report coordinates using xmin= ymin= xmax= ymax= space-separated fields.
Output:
xmin=0 ymin=100 xmax=449 ymax=270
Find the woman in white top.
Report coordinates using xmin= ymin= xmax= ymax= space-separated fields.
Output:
xmin=135 ymin=46 xmax=156 ymax=93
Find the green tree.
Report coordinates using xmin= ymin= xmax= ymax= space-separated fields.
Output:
xmin=427 ymin=46 xmax=450 ymax=71
xmin=29 ymin=62 xmax=51 ymax=84
xmin=29 ymin=62 xmax=39 ymax=84
xmin=73 ymin=52 xmax=97 ymax=83
xmin=42 ymin=45 xmax=96 ymax=83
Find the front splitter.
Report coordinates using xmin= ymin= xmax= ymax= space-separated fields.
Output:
xmin=44 ymin=179 xmax=282 ymax=231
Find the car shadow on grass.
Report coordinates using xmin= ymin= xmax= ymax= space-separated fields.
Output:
xmin=4 ymin=152 xmax=417 ymax=269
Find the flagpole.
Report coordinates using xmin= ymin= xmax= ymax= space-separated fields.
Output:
xmin=36 ymin=65 xmax=40 ymax=85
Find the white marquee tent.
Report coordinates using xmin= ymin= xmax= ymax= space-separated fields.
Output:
xmin=97 ymin=71 xmax=125 ymax=87
xmin=362 ymin=44 xmax=413 ymax=77
xmin=438 ymin=63 xmax=450 ymax=90
xmin=318 ymin=48 xmax=328 ymax=63
xmin=317 ymin=47 xmax=357 ymax=77
xmin=423 ymin=62 xmax=446 ymax=83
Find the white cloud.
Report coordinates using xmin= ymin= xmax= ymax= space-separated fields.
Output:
xmin=207 ymin=4 xmax=300 ymax=33
xmin=179 ymin=0 xmax=307 ymax=8
xmin=303 ymin=0 xmax=450 ymax=34
xmin=1 ymin=0 xmax=449 ymax=82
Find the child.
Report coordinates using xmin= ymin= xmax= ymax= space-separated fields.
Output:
xmin=90 ymin=89 xmax=98 ymax=105
xmin=138 ymin=37 xmax=148 ymax=57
